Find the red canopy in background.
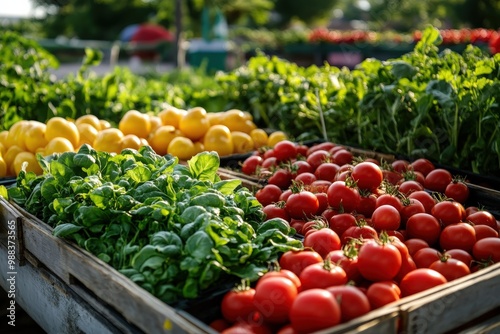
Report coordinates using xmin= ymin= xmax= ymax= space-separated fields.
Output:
xmin=130 ymin=24 xmax=174 ymax=60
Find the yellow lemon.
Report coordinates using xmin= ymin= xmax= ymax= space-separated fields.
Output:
xmin=44 ymin=137 xmax=75 ymax=156
xmin=178 ymin=107 xmax=210 ymax=141
xmin=0 ymin=156 xmax=7 ymax=177
xmin=120 ymin=134 xmax=143 ymax=151
xmin=45 ymin=117 xmax=80 ymax=149
xmin=13 ymin=151 xmax=43 ymax=175
xmin=0 ymin=130 xmax=8 ymax=146
xmin=220 ymin=109 xmax=257 ymax=133
xmin=267 ymin=131 xmax=288 ymax=147
xmin=206 ymin=111 xmax=225 ymax=126
xmin=167 ymin=137 xmax=196 ymax=161
xmin=25 ymin=122 xmax=49 ymax=153
xmin=158 ymin=106 xmax=186 ymax=129
xmin=93 ymin=128 xmax=124 ymax=154
xmin=149 ymin=115 xmax=163 ymax=133
xmin=6 ymin=120 xmax=31 ymax=150
xmin=250 ymin=128 xmax=269 ymax=149
xmin=231 ymin=131 xmax=254 ymax=154
xmin=0 ymin=142 xmax=5 ymax=157
xmin=148 ymin=125 xmax=181 ymax=156
xmin=4 ymin=145 xmax=23 ymax=176
xmin=99 ymin=119 xmax=112 ymax=130
xmin=203 ymin=125 xmax=234 ymax=157
xmin=75 ymin=114 xmax=101 ymax=131
xmin=119 ymin=110 xmax=152 ymax=139
xmin=77 ymin=123 xmax=99 ymax=147
xmin=193 ymin=141 xmax=205 ymax=155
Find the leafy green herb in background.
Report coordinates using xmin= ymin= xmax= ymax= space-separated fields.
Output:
xmin=1 ymin=26 xmax=499 ymax=177
xmin=7 ymin=147 xmax=301 ymax=303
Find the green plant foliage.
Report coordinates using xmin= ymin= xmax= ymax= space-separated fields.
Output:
xmin=7 ymin=146 xmax=301 ymax=303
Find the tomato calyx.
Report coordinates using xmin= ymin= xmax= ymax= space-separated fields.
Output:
xmin=232 ymin=278 xmax=253 ymax=293
xmin=342 ymin=240 xmax=361 ymax=259
xmin=344 ymin=176 xmax=358 ymax=188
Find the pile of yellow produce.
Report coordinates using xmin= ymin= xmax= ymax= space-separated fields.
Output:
xmin=0 ymin=107 xmax=287 ymax=178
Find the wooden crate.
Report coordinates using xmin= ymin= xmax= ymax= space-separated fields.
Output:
xmin=398 ymin=262 xmax=500 ymax=333
xmin=0 ymin=196 xmax=25 ymax=265
xmin=2 ymin=200 xmax=214 ymax=334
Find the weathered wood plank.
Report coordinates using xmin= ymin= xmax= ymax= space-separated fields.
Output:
xmin=0 ymin=244 xmax=121 ymax=334
xmin=399 ymin=263 xmax=500 ymax=334
xmin=0 ymin=197 xmax=25 ymax=264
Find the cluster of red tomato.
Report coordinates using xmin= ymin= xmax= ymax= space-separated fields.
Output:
xmin=209 ymin=141 xmax=500 ymax=334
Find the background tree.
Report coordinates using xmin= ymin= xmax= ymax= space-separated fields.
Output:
xmin=458 ymin=0 xmax=500 ymax=29
xmin=272 ymin=0 xmax=340 ymax=27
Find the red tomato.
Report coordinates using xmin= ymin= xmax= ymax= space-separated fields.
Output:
xmin=314 ymin=162 xmax=340 ymax=182
xmin=357 ymin=192 xmax=377 ymax=218
xmin=279 ymin=250 xmax=323 ymax=277
xmin=391 ymin=159 xmax=410 ymax=173
xmin=325 ymin=249 xmax=362 ymax=283
xmin=221 ymin=288 xmax=256 ymax=323
xmin=431 ymin=200 xmax=466 ymax=227
xmin=357 ymin=239 xmax=402 ymax=281
xmin=299 ymin=261 xmax=347 ymax=290
xmin=351 ymin=161 xmax=383 ymax=191
xmin=400 ymin=198 xmax=426 ymax=225
xmin=241 ymin=155 xmax=263 ymax=175
xmin=253 ymin=276 xmax=298 ymax=324
xmin=296 ymin=144 xmax=309 ymax=158
xmin=327 ymin=180 xmax=361 ymax=213
xmin=258 ymin=269 xmax=302 ymax=291
xmin=413 ymin=247 xmax=441 ymax=268
xmin=473 ymin=224 xmax=499 ymax=240
xmin=429 ymin=257 xmax=471 ymax=281
xmin=286 ymin=191 xmax=319 ymax=220
xmin=221 ymin=320 xmax=272 ymax=334
xmin=405 ymin=213 xmax=442 ymax=246
xmin=410 ymin=158 xmax=435 ymax=176
xmin=445 ymin=181 xmax=469 ymax=204
xmin=424 ymin=168 xmax=453 ymax=193
xmin=314 ymin=192 xmax=329 ymax=215
xmin=255 ymin=184 xmax=282 ymax=207
xmin=399 ymin=268 xmax=447 ymax=297
xmin=332 ymin=149 xmax=353 ymax=166
xmin=289 ymin=289 xmax=341 ymax=333
xmin=341 ymin=224 xmax=378 ymax=244
xmin=440 ymin=222 xmax=476 ymax=253
xmin=408 ymin=190 xmax=436 ymax=214
xmin=466 ymin=211 xmax=498 ymax=230
xmin=293 ymin=172 xmax=316 ymax=185
xmin=268 ymin=168 xmax=293 ymax=190
xmin=290 ymin=160 xmax=313 ymax=176
xmin=303 ymin=228 xmax=341 ymax=258
xmin=279 ymin=189 xmax=293 ymax=202
xmin=263 ymin=203 xmax=290 ymax=221
xmin=444 ymin=249 xmax=473 ymax=268
xmin=273 ymin=140 xmax=298 ymax=162
xmin=375 ymin=193 xmax=403 ymax=212
xmin=262 ymin=156 xmax=278 ymax=169
xmin=371 ymin=205 xmax=401 ymax=231
xmin=366 ymin=281 xmax=401 ymax=309
xmin=290 ymin=219 xmax=305 ymax=235
xmin=306 ymin=142 xmax=336 ymax=156
xmin=398 ymin=180 xmax=424 ymax=196
xmin=472 ymin=237 xmax=500 ymax=263
xmin=383 ymin=169 xmax=403 ymax=185
xmin=327 ymin=285 xmax=371 ymax=322
xmin=210 ymin=319 xmax=231 ymax=332
xmin=306 ymin=150 xmax=331 ymax=171
xmin=404 ymin=238 xmax=429 ymax=257
xmin=395 ymin=255 xmax=418 ymax=283
xmin=329 ymin=213 xmax=357 ymax=236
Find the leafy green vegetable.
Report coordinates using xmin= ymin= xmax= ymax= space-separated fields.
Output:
xmin=8 ymin=145 xmax=300 ymax=303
